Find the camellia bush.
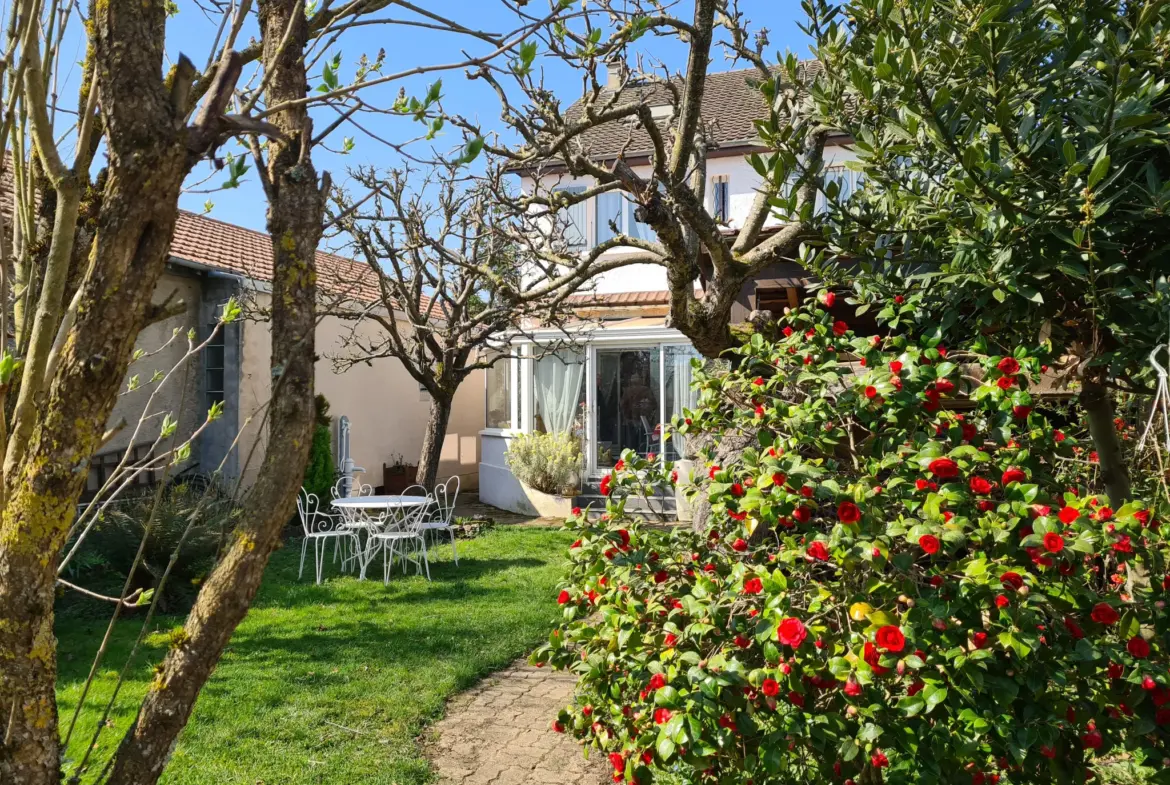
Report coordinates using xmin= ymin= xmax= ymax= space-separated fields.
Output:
xmin=532 ymin=301 xmax=1170 ymax=785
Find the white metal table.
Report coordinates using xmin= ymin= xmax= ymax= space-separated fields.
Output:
xmin=332 ymin=495 xmax=431 ymax=579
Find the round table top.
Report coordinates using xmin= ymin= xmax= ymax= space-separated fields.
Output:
xmin=332 ymin=495 xmax=430 ymax=508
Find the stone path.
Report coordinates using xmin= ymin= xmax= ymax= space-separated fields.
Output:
xmin=426 ymin=659 xmax=605 ymax=785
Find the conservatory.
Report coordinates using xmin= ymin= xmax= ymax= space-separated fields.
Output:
xmin=479 ymin=318 xmax=701 ymax=514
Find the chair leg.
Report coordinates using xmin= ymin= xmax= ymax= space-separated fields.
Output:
xmin=449 ymin=528 xmax=458 ymax=566
xmin=315 ymin=538 xmax=325 ymax=585
xmin=299 ymin=537 xmax=308 ymax=580
xmin=419 ymin=536 xmax=431 ymax=581
xmin=383 ymin=540 xmax=390 ymax=586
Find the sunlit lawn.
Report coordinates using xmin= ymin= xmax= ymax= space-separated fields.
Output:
xmin=56 ymin=525 xmax=573 ymax=785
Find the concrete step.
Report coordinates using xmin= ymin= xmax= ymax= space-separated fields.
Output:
xmin=572 ymin=492 xmax=677 ymax=516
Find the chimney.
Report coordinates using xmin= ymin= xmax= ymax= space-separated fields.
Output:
xmin=606 ymin=58 xmax=627 ymax=91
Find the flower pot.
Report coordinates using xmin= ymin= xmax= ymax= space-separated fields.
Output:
xmin=383 ymin=463 xmax=418 ymax=494
xmin=518 ymin=481 xmax=578 ymax=519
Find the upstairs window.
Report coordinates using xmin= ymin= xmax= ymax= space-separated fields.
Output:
xmin=205 ymin=306 xmax=226 ymax=408
xmin=818 ymin=166 xmax=861 ymax=214
xmin=712 ymin=175 xmax=730 ymax=222
xmin=554 ymin=185 xmax=587 ymax=249
xmin=595 ymin=192 xmax=657 ymax=245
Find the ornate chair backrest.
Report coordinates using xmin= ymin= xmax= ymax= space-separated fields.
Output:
xmin=396 ymin=484 xmax=431 ymax=532
xmin=298 ymin=489 xmax=337 ymax=536
xmin=432 ymin=476 xmax=460 ymax=525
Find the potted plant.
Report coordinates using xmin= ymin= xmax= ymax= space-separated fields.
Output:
xmin=382 ymin=453 xmax=419 ymax=494
xmin=505 ymin=432 xmax=581 ymax=517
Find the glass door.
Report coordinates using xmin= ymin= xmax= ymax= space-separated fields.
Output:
xmin=594 ymin=347 xmax=660 ymax=469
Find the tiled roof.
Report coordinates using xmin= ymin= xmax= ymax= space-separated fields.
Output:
xmin=170 ymin=210 xmax=414 ymax=309
xmin=552 ymin=62 xmax=825 ymax=164
xmin=566 ymin=289 xmax=671 ymax=306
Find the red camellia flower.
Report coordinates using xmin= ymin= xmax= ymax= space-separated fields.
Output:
xmin=782 ymin=326 xmax=794 ymax=337
xmin=1059 ymin=506 xmax=1079 ymax=524
xmin=1012 ymin=405 xmax=1032 ymax=419
xmin=919 ymin=534 xmax=941 ymax=555
xmin=709 ymin=465 xmax=721 ymax=480
xmin=752 ymin=376 xmax=765 ymax=386
xmin=1081 ymin=729 xmax=1103 ymax=749
xmin=1064 ymin=617 xmax=1086 ymax=639
xmin=833 ymin=320 xmax=848 ymax=336
xmin=793 ymin=505 xmax=812 ymax=523
xmin=1128 ymin=636 xmax=1151 ymax=659
xmin=743 ymin=576 xmax=763 ymax=595
xmin=731 ymin=482 xmax=744 ymax=497
xmin=734 ymin=634 xmax=752 ymax=649
xmin=788 ymin=691 xmax=805 ymax=708
xmin=614 ymin=459 xmax=625 ymax=471
xmin=777 ymin=617 xmax=808 ymax=648
xmin=1043 ymin=532 xmax=1065 ymax=553
xmin=837 ymin=501 xmax=862 ymax=524
xmin=969 ymin=476 xmax=993 ymax=495
xmin=1001 ymin=572 xmax=1024 ymax=590
xmin=654 ymin=570 xmax=669 ymax=584
xmin=875 ymin=625 xmax=906 ymax=653
xmin=995 ymin=595 xmax=1010 ymax=608
xmin=653 ymin=708 xmax=672 ymax=725
xmin=732 ymin=538 xmax=748 ymax=552
xmin=648 ymin=673 xmax=667 ymax=691
xmin=1091 ymin=603 xmax=1120 ymax=625
xmin=996 ymin=375 xmax=1016 ymax=390
xmin=557 ymin=590 xmax=571 ymax=605
xmin=865 ymin=385 xmax=878 ymax=399
xmin=871 ymin=751 xmax=889 ymax=768
xmin=972 ymin=631 xmax=990 ymax=649
xmin=928 ymin=458 xmax=959 ymax=479
xmin=961 ymin=422 xmax=978 ymax=441
xmin=663 ymin=633 xmax=677 ymax=647
xmin=1001 ymin=467 xmax=1027 ymax=485
xmin=761 ymin=677 xmax=780 ymax=697
xmin=807 ymin=541 xmax=830 ymax=561
xmin=843 ymin=676 xmax=862 ymax=697
xmin=997 ymin=357 xmax=1021 ymax=375
xmin=889 ymin=360 xmax=904 ymax=374
xmin=935 ymin=378 xmax=956 ymax=394
xmin=822 ymin=291 xmax=837 ymax=307
xmin=552 ymin=720 xmax=565 ymax=733
xmin=772 ymin=472 xmax=787 ymax=488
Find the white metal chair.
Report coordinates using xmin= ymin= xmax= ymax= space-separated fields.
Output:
xmin=297 ymin=488 xmax=360 ymax=584
xmin=368 ymin=484 xmax=432 ymax=583
xmin=419 ymin=476 xmax=461 ymax=565
xmin=331 ymin=478 xmax=373 ymax=500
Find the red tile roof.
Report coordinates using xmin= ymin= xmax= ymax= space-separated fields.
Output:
xmin=566 ymin=289 xmax=671 ymax=306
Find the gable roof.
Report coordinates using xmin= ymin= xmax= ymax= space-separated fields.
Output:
xmin=552 ymin=61 xmax=825 ymax=165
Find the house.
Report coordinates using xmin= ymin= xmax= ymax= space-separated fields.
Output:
xmin=91 ymin=209 xmax=484 ymax=499
xmin=480 ymin=64 xmax=859 ymax=515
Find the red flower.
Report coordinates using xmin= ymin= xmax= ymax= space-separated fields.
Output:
xmin=833 ymin=320 xmax=848 ymax=336
xmin=874 ymin=625 xmax=906 ymax=653
xmin=919 ymin=534 xmax=941 ymax=555
xmin=663 ymin=633 xmax=677 ymax=647
xmin=969 ymin=476 xmax=993 ymax=495
xmin=837 ymin=501 xmax=862 ymax=523
xmin=731 ymin=482 xmax=744 ymax=497
xmin=1012 ymin=405 xmax=1032 ymax=419
xmin=1091 ymin=603 xmax=1120 ymax=625
xmin=571 ymin=507 xmax=582 ymax=516
xmin=928 ymin=458 xmax=959 ymax=479
xmin=889 ymin=361 xmax=903 ymax=374
xmin=1080 ymin=729 xmax=1103 ymax=750
xmin=614 ymin=459 xmax=626 ymax=471
xmin=708 ymin=465 xmax=721 ymax=480
xmin=732 ymin=538 xmax=748 ymax=552
xmin=1042 ymin=532 xmax=1065 ymax=553
xmin=743 ymin=577 xmax=763 ymax=595
xmin=777 ymin=617 xmax=808 ymax=648
xmin=995 ymin=594 xmax=1010 ymax=609
xmin=961 ymin=423 xmax=977 ymax=441
xmin=1095 ymin=506 xmax=1114 ymax=521
xmin=761 ymin=677 xmax=780 ymax=697
xmin=754 ymin=404 xmax=764 ymax=418
xmin=1059 ymin=506 xmax=1079 ymax=524
xmin=793 ymin=505 xmax=812 ymax=523
xmin=864 ymin=385 xmax=878 ymax=399
xmin=935 ymin=378 xmax=955 ymax=394
xmin=670 ymin=470 xmax=678 ymax=484
xmin=752 ymin=376 xmax=764 ymax=386
xmin=871 ymin=750 xmax=889 ymax=768
xmin=734 ymin=634 xmax=751 ymax=648
xmin=1001 ymin=467 xmax=1027 ymax=485
xmin=822 ymin=291 xmax=837 ymax=307
xmin=972 ymin=631 xmax=990 ymax=649
xmin=843 ymin=676 xmax=862 ymax=697
xmin=1000 ymin=571 xmax=1024 ymax=590
xmin=609 ymin=753 xmax=625 ymax=774
xmin=788 ymin=691 xmax=805 ymax=708
xmin=996 ymin=376 xmax=1016 ymax=390
xmin=653 ymin=708 xmax=673 ymax=725
xmin=772 ymin=472 xmax=787 ymax=487
xmin=552 ymin=720 xmax=565 ymax=733
xmin=557 ymin=590 xmax=571 ymax=604
xmin=600 ymin=474 xmax=613 ymax=496
xmin=654 ymin=570 xmax=668 ymax=584
xmin=647 ymin=673 xmax=667 ymax=691
xmin=1128 ymin=636 xmax=1151 ymax=659
xmin=807 ymin=541 xmax=830 ymax=561
xmin=782 ymin=326 xmax=794 ymax=337
xmin=1063 ymin=617 xmax=1085 ymax=639
xmin=997 ymin=357 xmax=1021 ymax=375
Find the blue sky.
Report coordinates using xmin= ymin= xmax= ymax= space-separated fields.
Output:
xmin=164 ymin=0 xmax=811 ymax=235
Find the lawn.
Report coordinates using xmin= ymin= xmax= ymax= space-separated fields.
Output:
xmin=56 ymin=524 xmax=574 ymax=785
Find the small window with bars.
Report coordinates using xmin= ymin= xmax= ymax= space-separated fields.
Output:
xmin=205 ymin=305 xmax=227 ymax=407
xmin=711 ymin=175 xmax=730 ymax=222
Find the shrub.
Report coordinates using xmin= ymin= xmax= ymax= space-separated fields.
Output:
xmin=506 ymin=431 xmax=582 ymax=495
xmin=533 ymin=302 xmax=1170 ymax=784
xmin=71 ymin=480 xmax=238 ymax=611
xmin=302 ymin=394 xmax=334 ymax=501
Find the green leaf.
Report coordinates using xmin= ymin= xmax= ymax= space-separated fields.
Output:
xmin=1087 ymin=149 xmax=1111 ymax=189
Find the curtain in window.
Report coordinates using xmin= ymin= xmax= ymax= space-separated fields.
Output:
xmin=534 ymin=351 xmax=585 ymax=435
xmin=556 ymin=186 xmax=587 ymax=248
xmin=665 ymin=346 xmax=701 ymax=459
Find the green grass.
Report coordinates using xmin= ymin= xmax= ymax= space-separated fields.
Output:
xmin=56 ymin=525 xmax=573 ymax=785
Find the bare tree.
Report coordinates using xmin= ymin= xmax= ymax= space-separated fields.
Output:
xmin=446 ymin=0 xmax=828 ymax=358
xmin=331 ymin=157 xmax=641 ymax=488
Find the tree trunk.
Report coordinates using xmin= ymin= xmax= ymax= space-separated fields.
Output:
xmin=417 ymin=393 xmax=454 ymax=490
xmin=103 ymin=2 xmax=322 ymax=783
xmin=0 ymin=2 xmax=191 ymax=781
xmin=1080 ymin=374 xmax=1131 ymax=505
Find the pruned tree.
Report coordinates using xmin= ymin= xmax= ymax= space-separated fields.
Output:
xmin=797 ymin=0 xmax=1170 ymax=506
xmin=331 ymin=156 xmax=644 ymax=489
xmin=441 ymin=0 xmax=829 ymax=357
xmin=0 ymin=0 xmax=545 ymax=782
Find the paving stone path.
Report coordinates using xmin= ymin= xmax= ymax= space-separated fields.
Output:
xmin=427 ymin=659 xmax=605 ymax=785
